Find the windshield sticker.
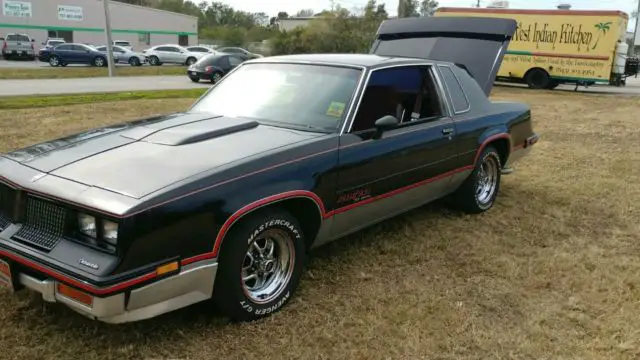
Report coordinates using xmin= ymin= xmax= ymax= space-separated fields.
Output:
xmin=326 ymin=102 xmax=346 ymax=117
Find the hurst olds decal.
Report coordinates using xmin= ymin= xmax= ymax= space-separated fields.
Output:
xmin=337 ymin=188 xmax=372 ymax=205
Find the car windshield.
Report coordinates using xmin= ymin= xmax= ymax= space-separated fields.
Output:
xmin=190 ymin=63 xmax=362 ymax=133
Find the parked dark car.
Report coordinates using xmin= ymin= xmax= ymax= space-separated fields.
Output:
xmin=0 ymin=16 xmax=539 ymax=324
xmin=187 ymin=53 xmax=249 ymax=83
xmin=44 ymin=43 xmax=114 ymax=67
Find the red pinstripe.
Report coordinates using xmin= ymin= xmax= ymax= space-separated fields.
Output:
xmin=0 ymin=132 xmax=534 ymax=294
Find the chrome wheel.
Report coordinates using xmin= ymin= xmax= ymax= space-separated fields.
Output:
xmin=95 ymin=57 xmax=105 ymax=67
xmin=212 ymin=73 xmax=222 ymax=82
xmin=241 ymin=228 xmax=295 ymax=304
xmin=475 ymin=155 xmax=499 ymax=205
xmin=49 ymin=56 xmax=59 ymax=67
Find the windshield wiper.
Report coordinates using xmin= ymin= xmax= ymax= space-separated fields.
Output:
xmin=248 ymin=118 xmax=334 ymax=134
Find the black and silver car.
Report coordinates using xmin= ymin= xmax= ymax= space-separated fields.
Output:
xmin=0 ymin=16 xmax=539 ymax=324
xmin=187 ymin=53 xmax=249 ymax=82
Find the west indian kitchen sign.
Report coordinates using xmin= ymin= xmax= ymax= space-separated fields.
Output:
xmin=3 ymin=0 xmax=32 ymax=17
xmin=511 ymin=20 xmax=614 ymax=52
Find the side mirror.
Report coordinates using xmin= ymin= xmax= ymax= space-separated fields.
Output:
xmin=31 ymin=39 xmax=35 ymax=42
xmin=373 ymin=115 xmax=399 ymax=138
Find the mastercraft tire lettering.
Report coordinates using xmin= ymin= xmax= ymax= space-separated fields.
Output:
xmin=213 ymin=208 xmax=306 ymax=321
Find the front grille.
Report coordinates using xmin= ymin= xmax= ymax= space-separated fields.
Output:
xmin=12 ymin=196 xmax=66 ymax=251
xmin=0 ymin=183 xmax=16 ymax=230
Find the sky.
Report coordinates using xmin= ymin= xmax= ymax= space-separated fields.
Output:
xmin=220 ymin=0 xmax=639 ymax=31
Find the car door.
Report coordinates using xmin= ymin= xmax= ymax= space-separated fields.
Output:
xmin=72 ymin=44 xmax=90 ymax=64
xmin=54 ymin=44 xmax=73 ymax=62
xmin=154 ymin=46 xmax=172 ymax=63
xmin=113 ymin=46 xmax=126 ymax=62
xmin=171 ymin=46 xmax=186 ymax=63
xmin=330 ymin=64 xmax=459 ymax=237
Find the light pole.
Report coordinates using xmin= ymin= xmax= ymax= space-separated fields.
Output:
xmin=101 ymin=0 xmax=115 ymax=76
xmin=633 ymin=0 xmax=640 ymax=55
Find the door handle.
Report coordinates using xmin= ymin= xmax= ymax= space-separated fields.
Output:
xmin=442 ymin=127 xmax=454 ymax=136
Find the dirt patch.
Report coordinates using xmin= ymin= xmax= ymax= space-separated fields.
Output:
xmin=0 ymin=87 xmax=639 ymax=359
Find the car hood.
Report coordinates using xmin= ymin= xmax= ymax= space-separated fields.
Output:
xmin=2 ymin=112 xmax=324 ymax=199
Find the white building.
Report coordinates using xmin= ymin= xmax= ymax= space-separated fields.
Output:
xmin=0 ymin=0 xmax=198 ymax=51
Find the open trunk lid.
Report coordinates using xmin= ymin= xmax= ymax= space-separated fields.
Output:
xmin=370 ymin=16 xmax=517 ymax=96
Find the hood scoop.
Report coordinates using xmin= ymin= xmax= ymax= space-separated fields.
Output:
xmin=139 ymin=116 xmax=260 ymax=146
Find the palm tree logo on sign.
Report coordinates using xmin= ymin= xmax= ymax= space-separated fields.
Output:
xmin=592 ymin=22 xmax=612 ymax=50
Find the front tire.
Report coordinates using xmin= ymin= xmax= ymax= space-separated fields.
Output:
xmin=186 ymin=57 xmax=197 ymax=66
xmin=213 ymin=208 xmax=306 ymax=322
xmin=129 ymin=57 xmax=140 ymax=66
xmin=451 ymin=146 xmax=502 ymax=214
xmin=149 ymin=55 xmax=160 ymax=66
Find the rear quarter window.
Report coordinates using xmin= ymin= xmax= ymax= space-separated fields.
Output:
xmin=438 ymin=65 xmax=470 ymax=113
xmin=6 ymin=34 xmax=30 ymax=42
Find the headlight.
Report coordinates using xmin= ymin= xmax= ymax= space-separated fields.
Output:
xmin=103 ymin=220 xmax=119 ymax=245
xmin=78 ymin=213 xmax=97 ymax=238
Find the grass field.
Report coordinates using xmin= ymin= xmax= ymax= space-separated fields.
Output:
xmin=0 ymin=87 xmax=639 ymax=360
xmin=0 ymin=65 xmax=186 ymax=79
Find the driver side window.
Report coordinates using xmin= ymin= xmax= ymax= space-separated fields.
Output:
xmin=350 ymin=65 xmax=445 ymax=133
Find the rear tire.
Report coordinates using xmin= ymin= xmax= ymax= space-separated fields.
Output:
xmin=48 ymin=55 xmax=60 ymax=67
xmin=93 ymin=56 xmax=106 ymax=67
xmin=525 ymin=68 xmax=551 ymax=89
xmin=451 ymin=146 xmax=502 ymax=214
xmin=212 ymin=208 xmax=306 ymax=322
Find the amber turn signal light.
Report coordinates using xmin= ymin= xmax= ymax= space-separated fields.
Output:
xmin=57 ymin=283 xmax=94 ymax=307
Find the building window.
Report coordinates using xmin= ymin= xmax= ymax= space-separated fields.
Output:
xmin=48 ymin=30 xmax=73 ymax=42
xmin=178 ymin=34 xmax=188 ymax=46
xmin=138 ymin=32 xmax=150 ymax=45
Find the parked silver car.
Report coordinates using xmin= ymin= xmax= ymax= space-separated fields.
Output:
xmin=1 ymin=33 xmax=35 ymax=60
xmin=95 ymin=45 xmax=147 ymax=66
xmin=142 ymin=44 xmax=206 ymax=66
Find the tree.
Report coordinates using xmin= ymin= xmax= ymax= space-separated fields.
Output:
xmin=397 ymin=0 xmax=419 ymax=17
xmin=296 ymin=9 xmax=315 ymax=17
xmin=420 ymin=0 xmax=438 ymax=16
xmin=365 ymin=0 xmax=388 ymax=19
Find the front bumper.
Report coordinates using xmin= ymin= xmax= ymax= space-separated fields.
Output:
xmin=2 ymin=252 xmax=217 ymax=324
